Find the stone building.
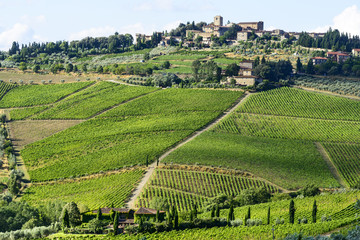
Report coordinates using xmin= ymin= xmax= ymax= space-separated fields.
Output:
xmin=237 ymin=21 xmax=264 ymax=31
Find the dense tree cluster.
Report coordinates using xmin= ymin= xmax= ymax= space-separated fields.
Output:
xmin=297 ymin=29 xmax=360 ymax=51
xmin=8 ymin=33 xmax=134 ymax=61
xmin=192 ymin=60 xmax=221 ymax=83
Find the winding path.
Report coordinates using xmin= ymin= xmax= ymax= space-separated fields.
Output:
xmin=125 ymin=91 xmax=251 ymax=209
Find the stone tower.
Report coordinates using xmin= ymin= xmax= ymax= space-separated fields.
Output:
xmin=214 ymin=15 xmax=223 ymax=26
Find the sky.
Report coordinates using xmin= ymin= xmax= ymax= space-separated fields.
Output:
xmin=0 ymin=0 xmax=360 ymax=50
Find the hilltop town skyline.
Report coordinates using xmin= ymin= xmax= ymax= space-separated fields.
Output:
xmin=0 ymin=0 xmax=359 ymax=50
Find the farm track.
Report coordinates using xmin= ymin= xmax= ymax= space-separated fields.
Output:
xmin=315 ymin=142 xmax=347 ymax=188
xmin=125 ymin=92 xmax=253 ymax=209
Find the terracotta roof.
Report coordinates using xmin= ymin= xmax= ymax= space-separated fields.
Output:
xmin=311 ymin=57 xmax=327 ymax=60
xmin=92 ymin=208 xmax=130 ymax=214
xmin=135 ymin=207 xmax=165 ymax=215
xmin=327 ymin=52 xmax=349 ymax=56
xmin=352 ymin=49 xmax=360 ymax=51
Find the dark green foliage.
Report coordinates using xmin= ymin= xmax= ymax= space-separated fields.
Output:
xmin=156 ymin=210 xmax=160 ymax=223
xmin=0 ymin=201 xmax=39 ymax=232
xmin=62 ymin=202 xmax=81 ymax=227
xmin=96 ymin=207 xmax=102 ymax=220
xmin=211 ymin=205 xmax=215 ymax=218
xmin=289 ymin=200 xmax=295 ymax=224
xmin=306 ymin=58 xmax=315 ymax=74
xmin=301 ymin=184 xmax=320 ymax=197
xmin=296 ymin=57 xmax=303 ymax=73
xmin=225 ymin=63 xmax=240 ymax=76
xmin=267 ymin=207 xmax=271 ymax=225
xmin=312 ymin=200 xmax=317 ymax=223
xmin=61 ymin=208 xmax=70 ymax=229
xmin=227 ymin=203 xmax=235 ymax=223
xmin=215 ymin=203 xmax=220 ymax=218
xmin=113 ymin=211 xmax=119 ymax=235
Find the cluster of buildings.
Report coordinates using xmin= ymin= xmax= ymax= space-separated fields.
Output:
xmin=136 ymin=16 xmax=327 ymax=48
xmin=311 ymin=49 xmax=360 ymax=65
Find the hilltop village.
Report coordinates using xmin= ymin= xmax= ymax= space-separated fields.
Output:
xmin=136 ymin=16 xmax=322 ymax=48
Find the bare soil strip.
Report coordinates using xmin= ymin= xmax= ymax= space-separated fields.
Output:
xmin=8 ymin=120 xmax=84 ymax=149
xmin=315 ymin=142 xmax=347 ymax=188
xmin=125 ymin=92 xmax=251 ymax=209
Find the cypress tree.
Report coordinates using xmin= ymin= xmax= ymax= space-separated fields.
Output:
xmin=156 ymin=209 xmax=160 ymax=223
xmin=96 ymin=207 xmax=102 ymax=220
xmin=113 ymin=211 xmax=119 ymax=235
xmin=174 ymin=209 xmax=179 ymax=229
xmin=215 ymin=203 xmax=220 ymax=218
xmin=61 ymin=208 xmax=70 ymax=228
xmin=246 ymin=207 xmax=251 ymax=220
xmin=228 ymin=203 xmax=234 ymax=223
xmin=312 ymin=200 xmax=317 ymax=223
xmin=193 ymin=203 xmax=198 ymax=219
xmin=211 ymin=205 xmax=215 ymax=218
xmin=289 ymin=200 xmax=295 ymax=224
xmin=146 ymin=155 xmax=148 ymax=167
xmin=261 ymin=56 xmax=266 ymax=64
xmin=267 ymin=207 xmax=271 ymax=225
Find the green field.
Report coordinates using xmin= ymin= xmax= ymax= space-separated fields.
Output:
xmin=0 ymin=81 xmax=93 ymax=107
xmin=10 ymin=106 xmax=49 ymax=120
xmin=214 ymin=113 xmax=360 ymax=143
xmin=0 ymin=81 xmax=16 ymax=100
xmin=163 ymin=132 xmax=338 ymax=189
xmin=22 ymin=169 xmax=144 ymax=209
xmin=22 ymin=88 xmax=243 ymax=181
xmin=138 ymin=167 xmax=278 ymax=211
xmin=322 ymin=143 xmax=360 ymax=188
xmin=237 ymin=87 xmax=360 ymax=121
xmin=33 ymin=82 xmax=158 ymax=119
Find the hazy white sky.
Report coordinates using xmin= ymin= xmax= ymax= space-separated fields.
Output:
xmin=0 ymin=0 xmax=359 ymax=50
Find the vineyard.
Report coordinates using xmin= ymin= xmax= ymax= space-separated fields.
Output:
xmin=137 ymin=168 xmax=278 ymax=211
xmin=0 ymin=81 xmax=93 ymax=107
xmin=322 ymin=143 xmax=360 ymax=188
xmin=23 ymin=169 xmax=144 ymax=209
xmin=213 ymin=113 xmax=360 ymax=143
xmin=0 ymin=81 xmax=16 ymax=100
xmin=32 ymin=82 xmax=158 ymax=119
xmin=163 ymin=87 xmax=360 ymax=191
xmin=21 ymin=88 xmax=243 ymax=181
xmin=10 ymin=106 xmax=49 ymax=120
xmin=237 ymin=87 xmax=360 ymax=121
xmin=163 ymin=132 xmax=338 ymax=189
